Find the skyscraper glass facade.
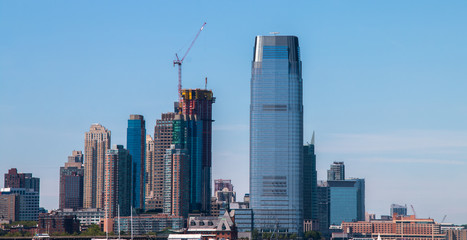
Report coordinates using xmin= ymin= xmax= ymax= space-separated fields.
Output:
xmin=127 ymin=115 xmax=146 ymax=210
xmin=173 ymin=114 xmax=203 ymax=212
xmin=328 ymin=179 xmax=365 ymax=225
xmin=303 ymin=138 xmax=318 ymax=221
xmin=250 ymin=35 xmax=303 ymax=234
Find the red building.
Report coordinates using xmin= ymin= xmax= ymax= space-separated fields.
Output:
xmin=342 ymin=215 xmax=445 ymax=240
xmin=38 ymin=213 xmax=80 ymax=235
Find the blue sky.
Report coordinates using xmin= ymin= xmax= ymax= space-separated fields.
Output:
xmin=1 ymin=1 xmax=467 ymax=224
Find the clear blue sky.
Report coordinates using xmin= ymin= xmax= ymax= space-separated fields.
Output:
xmin=1 ymin=1 xmax=467 ymax=224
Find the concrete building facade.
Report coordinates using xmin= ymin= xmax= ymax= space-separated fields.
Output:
xmin=152 ymin=112 xmax=175 ymax=211
xmin=84 ymin=123 xmax=111 ymax=209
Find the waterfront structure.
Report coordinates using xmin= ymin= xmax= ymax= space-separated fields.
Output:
xmin=0 ymin=194 xmax=18 ymax=222
xmin=303 ymin=133 xmax=318 ymax=221
xmin=145 ymin=135 xmax=155 ymax=207
xmin=151 ymin=112 xmax=175 ymax=211
xmin=250 ymin=35 xmax=303 ymax=234
xmin=179 ymin=89 xmax=215 ymax=214
xmin=4 ymin=168 xmax=40 ymax=193
xmin=390 ymin=204 xmax=407 ymax=216
xmin=328 ymin=162 xmax=345 ymax=181
xmin=186 ymin=211 xmax=237 ymax=240
xmin=84 ymin=123 xmax=111 ymax=209
xmin=317 ymin=181 xmax=330 ymax=235
xmin=38 ymin=213 xmax=80 ymax=235
xmin=341 ymin=215 xmax=445 ymax=240
xmin=328 ymin=178 xmax=365 ymax=225
xmin=104 ymin=145 xmax=132 ymax=218
xmin=214 ymin=179 xmax=234 ymax=192
xmin=163 ymin=145 xmax=190 ymax=217
xmin=114 ymin=214 xmax=184 ymax=235
xmin=127 ymin=114 xmax=146 ymax=210
xmin=59 ymin=151 xmax=84 ymax=209
xmin=0 ymin=188 xmax=39 ymax=221
xmin=53 ymin=208 xmax=104 ymax=225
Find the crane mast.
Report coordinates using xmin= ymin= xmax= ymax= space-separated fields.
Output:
xmin=173 ymin=22 xmax=206 ymax=103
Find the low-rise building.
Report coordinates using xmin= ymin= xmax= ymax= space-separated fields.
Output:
xmin=114 ymin=214 xmax=184 ymax=235
xmin=446 ymin=229 xmax=467 ymax=240
xmin=0 ymin=193 xmax=18 ymax=222
xmin=341 ymin=215 xmax=445 ymax=240
xmin=38 ymin=213 xmax=80 ymax=235
xmin=53 ymin=208 xmax=104 ymax=225
xmin=187 ymin=211 xmax=237 ymax=240
xmin=1 ymin=188 xmax=39 ymax=221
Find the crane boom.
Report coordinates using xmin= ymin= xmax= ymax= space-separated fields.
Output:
xmin=173 ymin=22 xmax=206 ymax=103
xmin=411 ymin=205 xmax=416 ymax=217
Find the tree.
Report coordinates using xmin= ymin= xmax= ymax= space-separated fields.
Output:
xmin=80 ymin=224 xmax=105 ymax=236
xmin=252 ymin=229 xmax=259 ymax=240
xmin=305 ymin=230 xmax=322 ymax=240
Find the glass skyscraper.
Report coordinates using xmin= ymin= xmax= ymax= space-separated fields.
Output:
xmin=127 ymin=114 xmax=146 ymax=210
xmin=303 ymin=133 xmax=318 ymax=221
xmin=250 ymin=35 xmax=303 ymax=234
xmin=328 ymin=178 xmax=365 ymax=225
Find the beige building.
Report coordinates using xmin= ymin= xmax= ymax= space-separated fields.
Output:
xmin=84 ymin=123 xmax=111 ymax=209
xmin=150 ymin=112 xmax=175 ymax=210
xmin=145 ymin=135 xmax=155 ymax=204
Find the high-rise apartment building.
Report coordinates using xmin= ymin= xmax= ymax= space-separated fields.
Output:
xmin=104 ymin=145 xmax=132 ymax=218
xmin=127 ymin=114 xmax=146 ymax=210
xmin=303 ymin=133 xmax=318 ymax=221
xmin=179 ymin=89 xmax=215 ymax=214
xmin=4 ymin=168 xmax=40 ymax=193
xmin=327 ymin=162 xmax=345 ymax=181
xmin=84 ymin=123 xmax=111 ymax=209
xmin=172 ymin=113 xmax=203 ymax=213
xmin=250 ymin=35 xmax=303 ymax=234
xmin=163 ymin=145 xmax=190 ymax=218
xmin=145 ymin=135 xmax=155 ymax=205
xmin=328 ymin=178 xmax=365 ymax=225
xmin=59 ymin=151 xmax=84 ymax=209
xmin=151 ymin=112 xmax=175 ymax=211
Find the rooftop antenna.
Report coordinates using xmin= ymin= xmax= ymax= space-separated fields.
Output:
xmin=205 ymin=77 xmax=208 ymax=90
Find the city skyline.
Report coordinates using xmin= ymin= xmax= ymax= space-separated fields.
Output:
xmin=1 ymin=1 xmax=467 ymax=224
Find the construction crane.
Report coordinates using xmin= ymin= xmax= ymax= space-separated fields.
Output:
xmin=441 ymin=215 xmax=447 ymax=223
xmin=411 ymin=205 xmax=417 ymax=218
xmin=173 ymin=22 xmax=206 ymax=103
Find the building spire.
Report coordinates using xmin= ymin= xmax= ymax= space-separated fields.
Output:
xmin=311 ymin=131 xmax=315 ymax=145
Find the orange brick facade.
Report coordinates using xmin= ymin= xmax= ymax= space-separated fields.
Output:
xmin=342 ymin=215 xmax=445 ymax=240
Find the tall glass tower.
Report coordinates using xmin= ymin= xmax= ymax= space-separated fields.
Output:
xmin=127 ymin=114 xmax=146 ymax=210
xmin=250 ymin=35 xmax=303 ymax=234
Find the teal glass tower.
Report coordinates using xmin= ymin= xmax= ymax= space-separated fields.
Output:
xmin=328 ymin=178 xmax=365 ymax=225
xmin=127 ymin=114 xmax=146 ymax=210
xmin=250 ymin=35 xmax=303 ymax=234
